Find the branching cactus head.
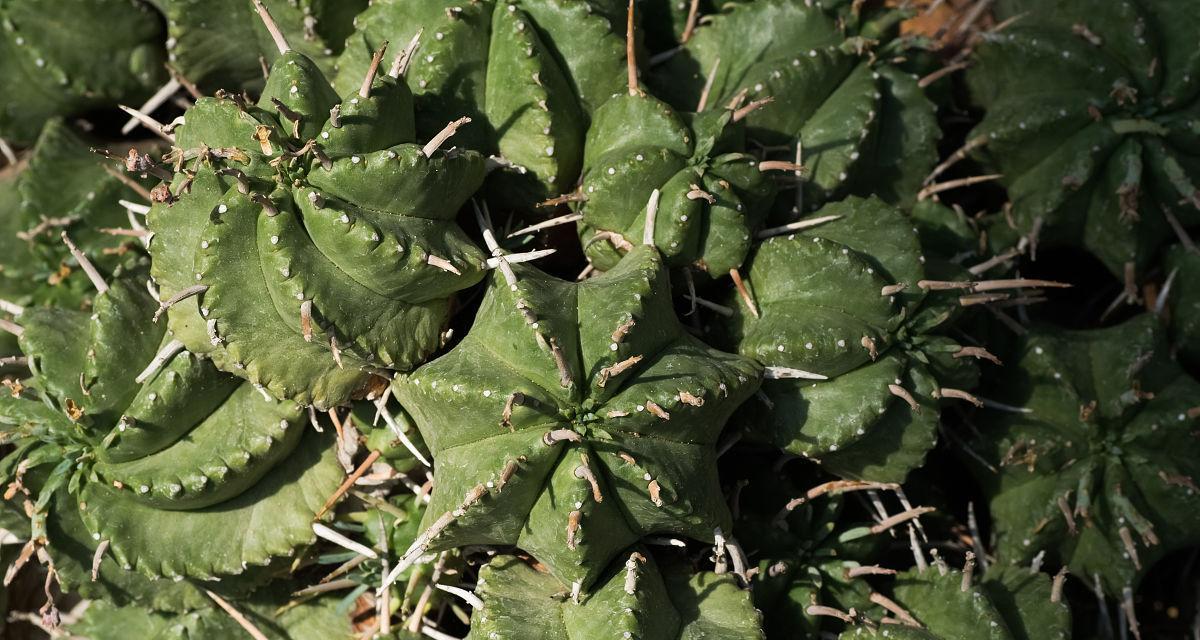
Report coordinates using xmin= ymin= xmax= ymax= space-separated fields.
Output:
xmin=0 ymin=264 xmax=342 ymax=593
xmin=648 ymin=0 xmax=940 ymax=208
xmin=0 ymin=0 xmax=166 ymax=145
xmin=715 ymin=196 xmax=1033 ymax=482
xmin=155 ymin=0 xmax=367 ymax=91
xmin=967 ymin=0 xmax=1200 ymax=282
xmin=575 ymin=2 xmax=780 ymax=282
xmin=469 ymin=548 xmax=764 ymax=639
xmin=390 ymin=221 xmax=761 ymax=593
xmin=334 ymin=0 xmax=629 ymax=206
xmin=966 ymin=314 xmax=1200 ymax=596
xmin=838 ymin=562 xmax=1071 ymax=639
xmin=145 ymin=6 xmax=489 ymax=409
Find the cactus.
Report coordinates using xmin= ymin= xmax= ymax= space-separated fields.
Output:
xmin=574 ymin=6 xmax=778 ymax=279
xmin=0 ymin=264 xmax=342 ymax=589
xmin=1163 ymin=245 xmax=1200 ymax=368
xmin=391 ymin=239 xmax=761 ymax=591
xmin=0 ymin=0 xmax=167 ymax=145
xmin=145 ymin=14 xmax=488 ymax=409
xmin=332 ymin=0 xmax=629 ymax=205
xmin=150 ymin=0 xmax=368 ymax=91
xmin=468 ymin=549 xmax=764 ymax=639
xmin=841 ymin=564 xmax=1071 ymax=639
xmin=966 ymin=0 xmax=1200 ymax=281
xmin=715 ymin=196 xmax=1018 ymax=482
xmin=649 ymin=0 xmax=939 ymax=208
xmin=965 ymin=314 xmax=1200 ymax=595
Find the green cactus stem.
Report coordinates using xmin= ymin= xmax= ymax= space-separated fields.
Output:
xmin=145 ymin=13 xmax=489 ymax=409
xmin=966 ymin=314 xmax=1200 ymax=595
xmin=333 ymin=0 xmax=629 ymax=206
xmin=649 ymin=0 xmax=939 ymax=208
xmin=967 ymin=0 xmax=1200 ymax=282
xmin=0 ymin=0 xmax=167 ymax=145
xmin=1163 ymin=245 xmax=1200 ymax=369
xmin=468 ymin=549 xmax=764 ymax=639
xmin=389 ymin=219 xmax=760 ymax=591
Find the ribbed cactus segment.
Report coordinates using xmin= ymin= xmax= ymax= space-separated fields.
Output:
xmin=649 ymin=0 xmax=938 ymax=207
xmin=0 ymin=0 xmax=166 ymax=144
xmin=468 ymin=551 xmax=764 ymax=640
xmin=153 ymin=0 xmax=367 ymax=90
xmin=577 ymin=92 xmax=775 ymax=275
xmin=1164 ymin=245 xmax=1200 ymax=368
xmin=394 ymin=246 xmax=761 ymax=590
xmin=967 ymin=314 xmax=1200 ymax=594
xmin=2 ymin=268 xmax=342 ymax=583
xmin=718 ymin=196 xmax=982 ymax=482
xmin=967 ymin=0 xmax=1200 ymax=277
xmin=147 ymin=44 xmax=487 ymax=409
xmin=334 ymin=0 xmax=628 ymax=205
xmin=843 ymin=566 xmax=1070 ymax=639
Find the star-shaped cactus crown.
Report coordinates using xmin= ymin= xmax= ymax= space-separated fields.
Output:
xmin=968 ymin=0 xmax=1200 ymax=279
xmin=576 ymin=1 xmax=779 ymax=279
xmin=0 ymin=0 xmax=167 ymax=145
xmin=333 ymin=0 xmax=630 ymax=206
xmin=468 ymin=549 xmax=764 ymax=639
xmin=713 ymin=196 xmax=1035 ymax=482
xmin=648 ymin=0 xmax=940 ymax=208
xmin=966 ymin=314 xmax=1200 ymax=595
xmin=0 ymin=263 xmax=340 ymax=587
xmin=390 ymin=227 xmax=761 ymax=590
xmin=145 ymin=4 xmax=490 ymax=409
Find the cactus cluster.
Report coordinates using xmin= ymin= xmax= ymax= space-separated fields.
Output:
xmin=1 ymin=0 xmax=1199 ymax=638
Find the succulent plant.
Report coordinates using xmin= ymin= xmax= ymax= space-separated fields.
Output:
xmin=391 ymin=240 xmax=761 ymax=591
xmin=649 ymin=0 xmax=939 ymax=208
xmin=839 ymin=564 xmax=1071 ymax=639
xmin=0 ymin=264 xmax=342 ymax=587
xmin=145 ymin=13 xmax=488 ymax=409
xmin=150 ymin=0 xmax=368 ymax=91
xmin=967 ymin=0 xmax=1200 ymax=281
xmin=333 ymin=0 xmax=630 ymax=205
xmin=0 ymin=119 xmax=153 ymax=314
xmin=714 ymin=196 xmax=1019 ymax=482
xmin=574 ymin=12 xmax=779 ymax=279
xmin=1163 ymin=245 xmax=1200 ymax=368
xmin=966 ymin=314 xmax=1200 ymax=595
xmin=468 ymin=549 xmax=764 ymax=639
xmin=0 ymin=0 xmax=167 ymax=145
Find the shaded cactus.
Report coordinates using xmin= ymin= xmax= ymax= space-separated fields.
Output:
xmin=574 ymin=7 xmax=778 ymax=279
xmin=0 ymin=0 xmax=167 ymax=145
xmin=468 ymin=549 xmax=764 ymax=639
xmin=333 ymin=0 xmax=630 ymax=205
xmin=1163 ymin=245 xmax=1200 ymax=368
xmin=965 ymin=314 xmax=1200 ymax=595
xmin=967 ymin=0 xmax=1200 ymax=280
xmin=716 ymin=196 xmax=1022 ymax=482
xmin=150 ymin=0 xmax=368 ymax=91
xmin=649 ymin=0 xmax=939 ymax=208
xmin=146 ymin=13 xmax=488 ymax=409
xmin=0 ymin=265 xmax=342 ymax=586
xmin=840 ymin=564 xmax=1071 ymax=639
xmin=390 ymin=240 xmax=761 ymax=591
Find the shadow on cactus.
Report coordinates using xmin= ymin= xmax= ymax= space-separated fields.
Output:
xmin=713 ymin=196 xmax=1050 ymax=482
xmin=144 ymin=9 xmax=491 ymax=409
xmin=0 ymin=264 xmax=342 ymax=601
xmin=649 ymin=0 xmax=940 ymax=208
xmin=967 ymin=0 xmax=1200 ymax=286
xmin=389 ymin=228 xmax=760 ymax=593
xmin=964 ymin=314 xmax=1200 ymax=596
xmin=333 ymin=0 xmax=630 ymax=207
